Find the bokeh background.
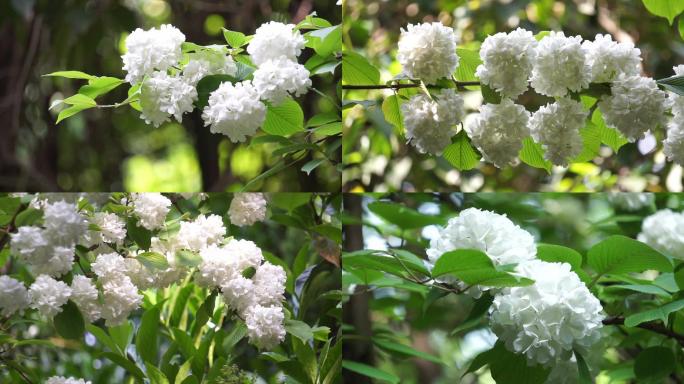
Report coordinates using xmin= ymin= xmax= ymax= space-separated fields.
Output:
xmin=342 ymin=0 xmax=684 ymax=193
xmin=0 ymin=0 xmax=340 ymax=192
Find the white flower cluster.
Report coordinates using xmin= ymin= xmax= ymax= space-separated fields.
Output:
xmin=664 ymin=65 xmax=684 ymax=165
xmin=468 ymin=99 xmax=530 ymax=168
xmin=529 ymin=98 xmax=588 ymax=166
xmin=28 ymin=275 xmax=72 ymax=318
xmin=46 ymin=377 xmax=91 ymax=384
xmin=638 ymin=209 xmax=684 ymax=259
xmin=531 ymin=32 xmax=591 ymax=97
xmin=0 ymin=275 xmax=30 ymax=317
xmin=476 ymin=28 xmax=537 ymax=98
xmin=608 ymin=192 xmax=654 ymax=211
xmin=400 ymin=89 xmax=465 ymax=155
xmin=121 ymin=21 xmax=311 ymax=141
xmin=229 ymin=193 xmax=268 ymax=226
xmin=397 ymin=22 xmax=459 ymax=84
xmin=130 ymin=192 xmax=171 ymax=230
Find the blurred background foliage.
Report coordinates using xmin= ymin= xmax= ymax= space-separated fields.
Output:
xmin=342 ymin=192 xmax=684 ymax=383
xmin=342 ymin=0 xmax=684 ymax=193
xmin=0 ymin=0 xmax=340 ymax=192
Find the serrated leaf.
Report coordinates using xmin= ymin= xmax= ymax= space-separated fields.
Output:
xmin=262 ymin=98 xmax=305 ymax=136
xmin=342 ymin=51 xmax=380 ymax=85
xmin=642 ymin=0 xmax=684 ymax=24
xmin=443 ymin=130 xmax=481 ymax=170
xmin=381 ymin=95 xmax=404 ymax=132
xmin=520 ymin=137 xmax=552 ymax=173
xmin=571 ymin=120 xmax=602 ymax=163
xmin=587 ymin=235 xmax=672 ymax=276
xmin=222 ymin=28 xmax=247 ymax=48
xmin=454 ymin=48 xmax=482 ymax=82
xmin=592 ymin=108 xmax=628 ymax=152
xmin=432 ymin=249 xmax=534 ymax=287
xmin=136 ymin=303 xmax=161 ymax=364
xmin=44 ymin=70 xmax=95 ymax=80
xmin=54 ymin=301 xmax=84 ymax=340
xmin=624 ymin=299 xmax=684 ymax=327
xmin=367 ymin=201 xmax=446 ymax=229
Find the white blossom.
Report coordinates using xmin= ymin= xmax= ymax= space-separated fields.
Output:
xmin=92 ymin=252 xmax=128 ymax=282
xmin=201 ymin=81 xmax=266 ymax=143
xmin=638 ymin=209 xmax=684 ymax=259
xmin=221 ymin=275 xmax=255 ymax=313
xmin=176 ymin=214 xmax=226 ymax=251
xmin=123 ymin=258 xmax=157 ymax=290
xmin=122 ymin=24 xmax=185 ymax=84
xmin=397 ymin=22 xmax=459 ymax=84
xmin=229 ymin=193 xmax=268 ymax=226
xmin=253 ymin=262 xmax=287 ymax=306
xmin=664 ymin=119 xmax=684 ymax=166
xmin=43 ymin=201 xmax=88 ymax=246
xmin=529 ymin=98 xmax=588 ymax=166
xmin=100 ymin=276 xmax=142 ymax=327
xmin=582 ymin=34 xmax=641 ymax=83
xmin=531 ymin=32 xmax=590 ymax=97
xmin=598 ymin=74 xmax=669 ymax=142
xmin=140 ymin=71 xmax=197 ymax=128
xmin=607 ymin=192 xmax=654 ymax=211
xmin=10 ymin=226 xmax=51 ymax=266
xmin=92 ymin=212 xmax=126 ymax=245
xmin=490 ymin=260 xmax=604 ymax=366
xmin=196 ymin=239 xmax=264 ymax=288
xmin=468 ymin=99 xmax=530 ymax=168
xmin=28 ymin=275 xmax=72 ymax=318
xmin=70 ymin=275 xmax=101 ymax=322
xmin=130 ymin=193 xmax=171 ymax=230
xmin=0 ymin=275 xmax=30 ymax=317
xmin=32 ymin=245 xmax=74 ymax=277
xmin=247 ymin=21 xmax=306 ymax=66
xmin=669 ymin=65 xmax=684 ymax=117
xmin=253 ymin=57 xmax=312 ymax=105
xmin=400 ymin=88 xmax=465 ymax=155
xmin=182 ymin=48 xmax=238 ymax=86
xmin=46 ymin=377 xmax=92 ymax=384
xmin=244 ymin=304 xmax=286 ymax=350
xmin=476 ymin=28 xmax=537 ymax=98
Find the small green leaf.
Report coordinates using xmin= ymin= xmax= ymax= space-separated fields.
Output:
xmin=443 ymin=130 xmax=481 ymax=171
xmin=44 ymin=71 xmax=95 ymax=80
xmin=222 ymin=28 xmax=247 ymax=48
xmin=432 ymin=249 xmax=534 ymax=287
xmin=342 ymin=51 xmax=380 ymax=85
xmin=79 ymin=76 xmax=124 ymax=99
xmin=624 ymin=299 xmax=684 ymax=327
xmin=285 ymin=319 xmax=314 ymax=343
xmin=587 ymin=235 xmax=672 ymax=276
xmin=367 ymin=201 xmax=446 ymax=229
xmin=381 ymin=95 xmax=404 ymax=132
xmin=136 ymin=303 xmax=161 ymax=364
xmin=592 ymin=109 xmax=628 ymax=152
xmin=642 ymin=0 xmax=684 ymax=24
xmin=54 ymin=301 xmax=85 ymax=340
xmin=195 ymin=74 xmax=237 ymax=109
xmin=481 ymin=84 xmax=502 ymax=104
xmin=520 ymin=137 xmax=552 ymax=173
xmin=136 ymin=252 xmax=170 ymax=270
xmin=56 ymin=104 xmax=95 ymax=124
xmin=454 ymin=48 xmax=482 ymax=82
xmin=262 ymin=98 xmax=305 ymax=136
xmin=126 ymin=217 xmax=152 ymax=250
xmin=536 ymin=244 xmax=583 ymax=270
xmin=373 ymin=338 xmax=442 ymax=364
xmin=634 ymin=346 xmax=675 ymax=380
xmin=63 ymin=93 xmax=97 ymax=107
xmin=342 ymin=361 xmax=399 ymax=384
xmin=656 ymin=74 xmax=684 ymax=96
xmin=575 ymin=350 xmax=593 ymax=384
xmin=302 ymin=159 xmax=325 ymax=175
xmin=14 ymin=208 xmax=43 ymax=226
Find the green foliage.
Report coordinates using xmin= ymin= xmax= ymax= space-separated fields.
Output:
xmin=262 ymin=99 xmax=305 ymax=136
xmin=642 ymin=0 xmax=684 ymax=24
xmin=587 ymin=235 xmax=671 ymax=277
xmin=443 ymin=131 xmax=481 ymax=171
xmin=432 ymin=249 xmax=534 ymax=287
xmin=341 ymin=51 xmax=380 ymax=85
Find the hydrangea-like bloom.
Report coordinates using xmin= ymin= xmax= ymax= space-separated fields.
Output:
xmin=182 ymin=49 xmax=237 ymax=86
xmin=253 ymin=262 xmax=287 ymax=305
xmin=253 ymin=57 xmax=312 ymax=105
xmin=70 ymin=275 xmax=101 ymax=322
xmin=607 ymin=192 xmax=654 ymax=211
xmin=123 ymin=258 xmax=157 ymax=290
xmin=140 ymin=71 xmax=197 ymax=128
xmin=196 ymin=239 xmax=264 ymax=288
xmin=476 ymin=28 xmax=537 ymax=98
xmin=29 ymin=275 xmax=72 ymax=318
xmin=669 ymin=65 xmax=684 ymax=117
xmin=229 ymin=193 xmax=268 ymax=226
xmin=92 ymin=212 xmax=127 ymax=245
xmin=247 ymin=22 xmax=306 ymax=66
xmin=531 ymin=32 xmax=591 ymax=97
xmin=43 ymin=201 xmax=88 ymax=246
xmin=529 ymin=98 xmax=588 ymax=166
xmin=122 ymin=24 xmax=185 ymax=84
xmin=598 ymin=74 xmax=669 ymax=142
xmin=221 ymin=275 xmax=255 ymax=312
xmin=32 ymin=245 xmax=74 ymax=277
xmin=400 ymin=88 xmax=465 ymax=155
xmin=0 ymin=275 xmax=30 ymax=317
xmin=664 ymin=119 xmax=684 ymax=166
xmin=397 ymin=22 xmax=459 ymax=84
xmin=11 ymin=226 xmax=50 ymax=266
xmin=201 ymin=81 xmax=266 ymax=143
xmin=638 ymin=209 xmax=684 ymax=259
xmin=176 ymin=214 xmax=226 ymax=251
xmin=244 ymin=304 xmax=286 ymax=350
xmin=92 ymin=252 xmax=128 ymax=282
xmin=131 ymin=193 xmax=171 ymax=230
xmin=490 ymin=260 xmax=604 ymax=366
xmin=582 ymin=34 xmax=641 ymax=83
xmin=468 ymin=99 xmax=530 ymax=168
xmin=46 ymin=377 xmax=92 ymax=384
xmin=101 ymin=276 xmax=142 ymax=326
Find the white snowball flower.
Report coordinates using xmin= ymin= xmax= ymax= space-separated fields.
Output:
xmin=669 ymin=65 xmax=684 ymax=117
xmin=598 ymin=74 xmax=669 ymax=142
xmin=122 ymin=24 xmax=185 ymax=84
xmin=46 ymin=377 xmax=92 ymax=384
xmin=529 ymin=98 xmax=588 ymax=166
xmin=100 ymin=276 xmax=142 ymax=327
xmin=221 ymin=275 xmax=255 ymax=313
xmin=0 ymin=275 xmax=30 ymax=317
xmin=224 ymin=239 xmax=265 ymax=273
xmin=253 ymin=57 xmax=312 ymax=105
xmin=32 ymin=245 xmax=74 ymax=277
xmin=607 ymin=192 xmax=654 ymax=211
xmin=201 ymin=81 xmax=266 ymax=143
xmin=28 ymin=275 xmax=72 ymax=318
xmin=468 ymin=99 xmax=530 ymax=168
xmin=247 ymin=21 xmax=306 ymax=66
xmin=140 ymin=71 xmax=197 ymax=128
xmin=244 ymin=304 xmax=286 ymax=350
xmin=253 ymin=262 xmax=287 ymax=306
xmin=92 ymin=212 xmax=126 ymax=245
xmin=176 ymin=214 xmax=226 ymax=251
xmin=638 ymin=209 xmax=684 ymax=259
xmin=196 ymin=239 xmax=264 ymax=288
xmin=229 ymin=193 xmax=268 ymax=226
xmin=182 ymin=49 xmax=238 ymax=86
xmin=43 ymin=201 xmax=88 ymax=246
xmin=397 ymin=22 xmax=459 ymax=84
xmin=664 ymin=119 xmax=684 ymax=166
xmin=476 ymin=28 xmax=537 ymax=98
xmin=123 ymin=258 xmax=157 ymax=290
xmin=91 ymin=252 xmax=128 ymax=282
xmin=130 ymin=193 xmax=171 ymax=230
xmin=70 ymin=275 xmax=101 ymax=322
xmin=400 ymin=88 xmax=465 ymax=155
xmin=490 ymin=260 xmax=604 ymax=366
xmin=11 ymin=226 xmax=50 ymax=266
xmin=582 ymin=34 xmax=641 ymax=83
xmin=531 ymin=32 xmax=591 ymax=97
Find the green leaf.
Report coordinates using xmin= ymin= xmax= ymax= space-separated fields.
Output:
xmin=306 ymin=112 xmax=340 ymax=128
xmin=285 ymin=319 xmax=314 ymax=343
xmin=308 ymin=25 xmax=342 ymax=57
xmin=136 ymin=252 xmax=170 ymax=270
xmin=481 ymin=84 xmax=502 ymax=104
xmin=624 ymin=299 xmax=684 ymax=327
xmin=373 ymin=338 xmax=442 ymax=364
xmin=432 ymin=249 xmax=534 ymax=287
xmin=79 ymin=76 xmax=124 ymax=99
xmin=381 ymin=95 xmax=404 ymax=132
xmin=63 ymin=93 xmax=97 ymax=107
xmin=301 ymin=158 xmax=325 ymax=175
xmin=54 ymin=301 xmax=85 ymax=340
xmin=343 ymin=250 xmax=428 ymax=278
xmin=642 ymin=0 xmax=684 ymax=24
xmin=195 ymin=74 xmax=237 ymax=109
xmin=608 ymin=284 xmax=672 ymax=298
xmin=108 ymin=322 xmax=132 ymax=354
xmin=56 ymin=104 xmax=95 ymax=124
xmin=587 ymin=235 xmax=672 ymax=276
xmin=571 ymin=120 xmax=602 ymax=163
xmin=86 ymin=324 xmax=122 ymax=355
xmin=174 ymin=357 xmax=193 ymax=384
xmin=536 ymin=244 xmax=583 ymax=270
xmin=454 ymin=48 xmax=482 ymax=82
xmin=656 ymin=74 xmax=684 ymax=96
xmin=222 ymin=28 xmax=247 ymax=48
xmin=367 ymin=201 xmax=446 ymax=229
xmin=126 ymin=217 xmax=152 ymax=250
xmin=592 ymin=109 xmax=628 ymax=152
xmin=262 ymin=98 xmax=305 ymax=136
xmin=470 ymin=342 xmax=550 ymax=384
xmin=342 ymin=361 xmax=399 ymax=384
xmin=14 ymin=208 xmax=42 ymax=226
xmin=146 ymin=363 xmax=170 ymax=384
xmin=520 ymin=137 xmax=552 ymax=173
xmin=443 ymin=130 xmax=481 ymax=170
xmin=575 ymin=350 xmax=593 ymax=384
xmin=634 ymin=346 xmax=675 ymax=380
xmin=100 ymin=352 xmax=145 ymax=380
xmin=136 ymin=303 xmax=161 ymax=364
xmin=44 ymin=71 xmax=96 ymax=80
xmin=451 ymin=293 xmax=494 ymax=334
xmin=679 ymin=16 xmax=684 ymax=40
xmin=342 ymin=51 xmax=380 ymax=85
xmin=174 ymin=250 xmax=201 ymax=268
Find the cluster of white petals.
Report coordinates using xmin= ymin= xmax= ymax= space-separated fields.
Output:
xmin=46 ymin=377 xmax=91 ymax=384
xmin=92 ymin=211 xmax=126 ymax=245
xmin=244 ymin=305 xmax=287 ymax=350
xmin=476 ymin=28 xmax=537 ymax=98
xmin=531 ymin=32 xmax=591 ymax=97
xmin=101 ymin=276 xmax=143 ymax=326
xmin=400 ymin=89 xmax=465 ymax=155
xmin=529 ymin=98 xmax=588 ymax=166
xmin=182 ymin=49 xmax=238 ymax=86
xmin=202 ymin=81 xmax=266 ymax=143
xmin=253 ymin=57 xmax=312 ymax=105
xmin=608 ymin=192 xmax=654 ymax=211
xmin=397 ymin=22 xmax=459 ymax=84
xmin=490 ymin=260 xmax=604 ymax=366
xmin=598 ymin=74 xmax=669 ymax=142
xmin=664 ymin=65 xmax=684 ymax=165
xmin=468 ymin=99 xmax=530 ymax=168
xmin=28 ymin=275 xmax=72 ymax=318
xmin=140 ymin=71 xmax=197 ymax=128
xmin=70 ymin=275 xmax=102 ymax=322
xmin=122 ymin=24 xmax=185 ymax=84
xmin=130 ymin=192 xmax=171 ymax=230
xmin=0 ymin=275 xmax=30 ymax=317
xmin=638 ymin=209 xmax=684 ymax=259
xmin=582 ymin=34 xmax=641 ymax=83
xmin=229 ymin=193 xmax=268 ymax=226
xmin=176 ymin=214 xmax=226 ymax=251
xmin=247 ymin=22 xmax=306 ymax=65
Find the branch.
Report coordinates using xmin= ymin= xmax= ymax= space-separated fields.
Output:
xmin=603 ymin=316 xmax=684 ymax=346
xmin=342 ymin=81 xmax=481 ymax=90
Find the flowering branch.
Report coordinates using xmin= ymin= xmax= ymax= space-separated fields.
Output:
xmin=602 ymin=316 xmax=684 ymax=346
xmin=342 ymin=81 xmax=480 ymax=90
